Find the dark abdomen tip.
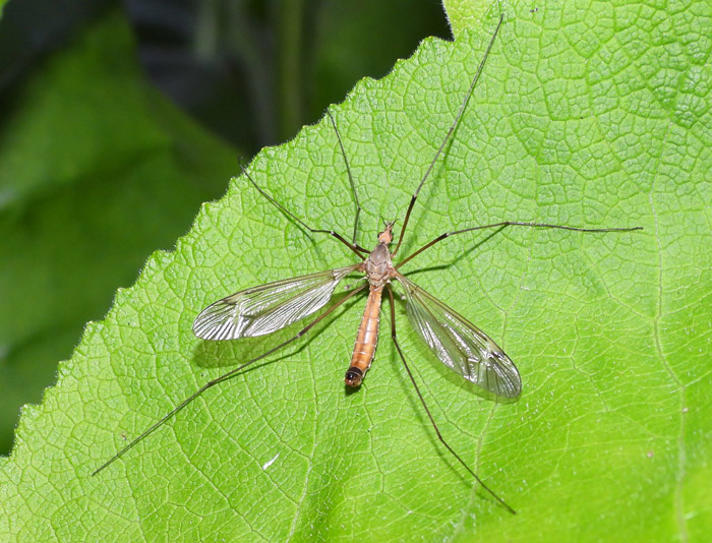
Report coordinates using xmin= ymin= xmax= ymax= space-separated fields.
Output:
xmin=344 ymin=367 xmax=363 ymax=387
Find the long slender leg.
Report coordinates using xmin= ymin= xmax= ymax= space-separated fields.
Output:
xmin=326 ymin=109 xmax=363 ymax=246
xmin=393 ymin=14 xmax=504 ymax=256
xmin=241 ymin=167 xmax=368 ymax=259
xmin=93 ymin=284 xmax=367 ymax=476
xmin=385 ymin=286 xmax=516 ymax=514
xmin=397 ymin=221 xmax=644 ymax=269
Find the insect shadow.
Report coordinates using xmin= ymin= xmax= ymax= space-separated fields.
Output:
xmin=93 ymin=14 xmax=642 ymax=516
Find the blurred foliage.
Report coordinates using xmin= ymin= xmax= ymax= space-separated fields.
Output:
xmin=124 ymin=0 xmax=450 ymax=151
xmin=0 ymin=8 xmax=238 ymax=453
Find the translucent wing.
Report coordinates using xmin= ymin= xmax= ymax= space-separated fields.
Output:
xmin=193 ymin=265 xmax=359 ymax=340
xmin=396 ymin=275 xmax=521 ymax=399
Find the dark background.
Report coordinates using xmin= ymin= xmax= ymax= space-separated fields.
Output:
xmin=0 ymin=0 xmax=450 ymax=454
xmin=1 ymin=0 xmax=450 ymax=153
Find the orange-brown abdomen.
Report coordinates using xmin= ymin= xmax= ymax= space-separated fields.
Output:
xmin=345 ymin=286 xmax=383 ymax=387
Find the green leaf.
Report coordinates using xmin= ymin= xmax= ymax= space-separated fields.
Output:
xmin=2 ymin=3 xmax=711 ymax=542
xmin=0 ymin=12 xmax=238 ymax=452
xmin=442 ymin=0 xmax=491 ymax=37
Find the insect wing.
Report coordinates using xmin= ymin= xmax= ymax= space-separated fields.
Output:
xmin=396 ymin=275 xmax=521 ymax=398
xmin=193 ymin=265 xmax=359 ymax=340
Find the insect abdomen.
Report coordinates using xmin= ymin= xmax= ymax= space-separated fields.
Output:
xmin=345 ymin=286 xmax=383 ymax=387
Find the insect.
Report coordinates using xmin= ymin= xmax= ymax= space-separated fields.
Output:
xmin=93 ymin=15 xmax=641 ymax=514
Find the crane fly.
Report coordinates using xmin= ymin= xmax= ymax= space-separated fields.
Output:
xmin=93 ymin=15 xmax=642 ymax=514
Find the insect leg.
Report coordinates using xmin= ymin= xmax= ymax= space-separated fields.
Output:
xmin=241 ymin=167 xmax=369 ymax=259
xmin=385 ymin=286 xmax=516 ymax=514
xmin=396 ymin=221 xmax=644 ymax=269
xmin=93 ymin=283 xmax=367 ymax=476
xmin=392 ymin=14 xmax=504 ymax=256
xmin=326 ymin=109 xmax=362 ymax=247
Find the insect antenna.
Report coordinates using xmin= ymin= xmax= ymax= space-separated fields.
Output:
xmin=392 ymin=13 xmax=504 ymax=256
xmin=93 ymin=283 xmax=367 ymax=476
xmin=326 ymin=109 xmax=363 ymax=246
xmin=385 ymin=286 xmax=516 ymax=514
xmin=396 ymin=221 xmax=644 ymax=269
xmin=241 ymin=167 xmax=368 ymax=258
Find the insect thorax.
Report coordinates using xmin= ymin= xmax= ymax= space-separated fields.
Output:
xmin=364 ymin=243 xmax=394 ymax=288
